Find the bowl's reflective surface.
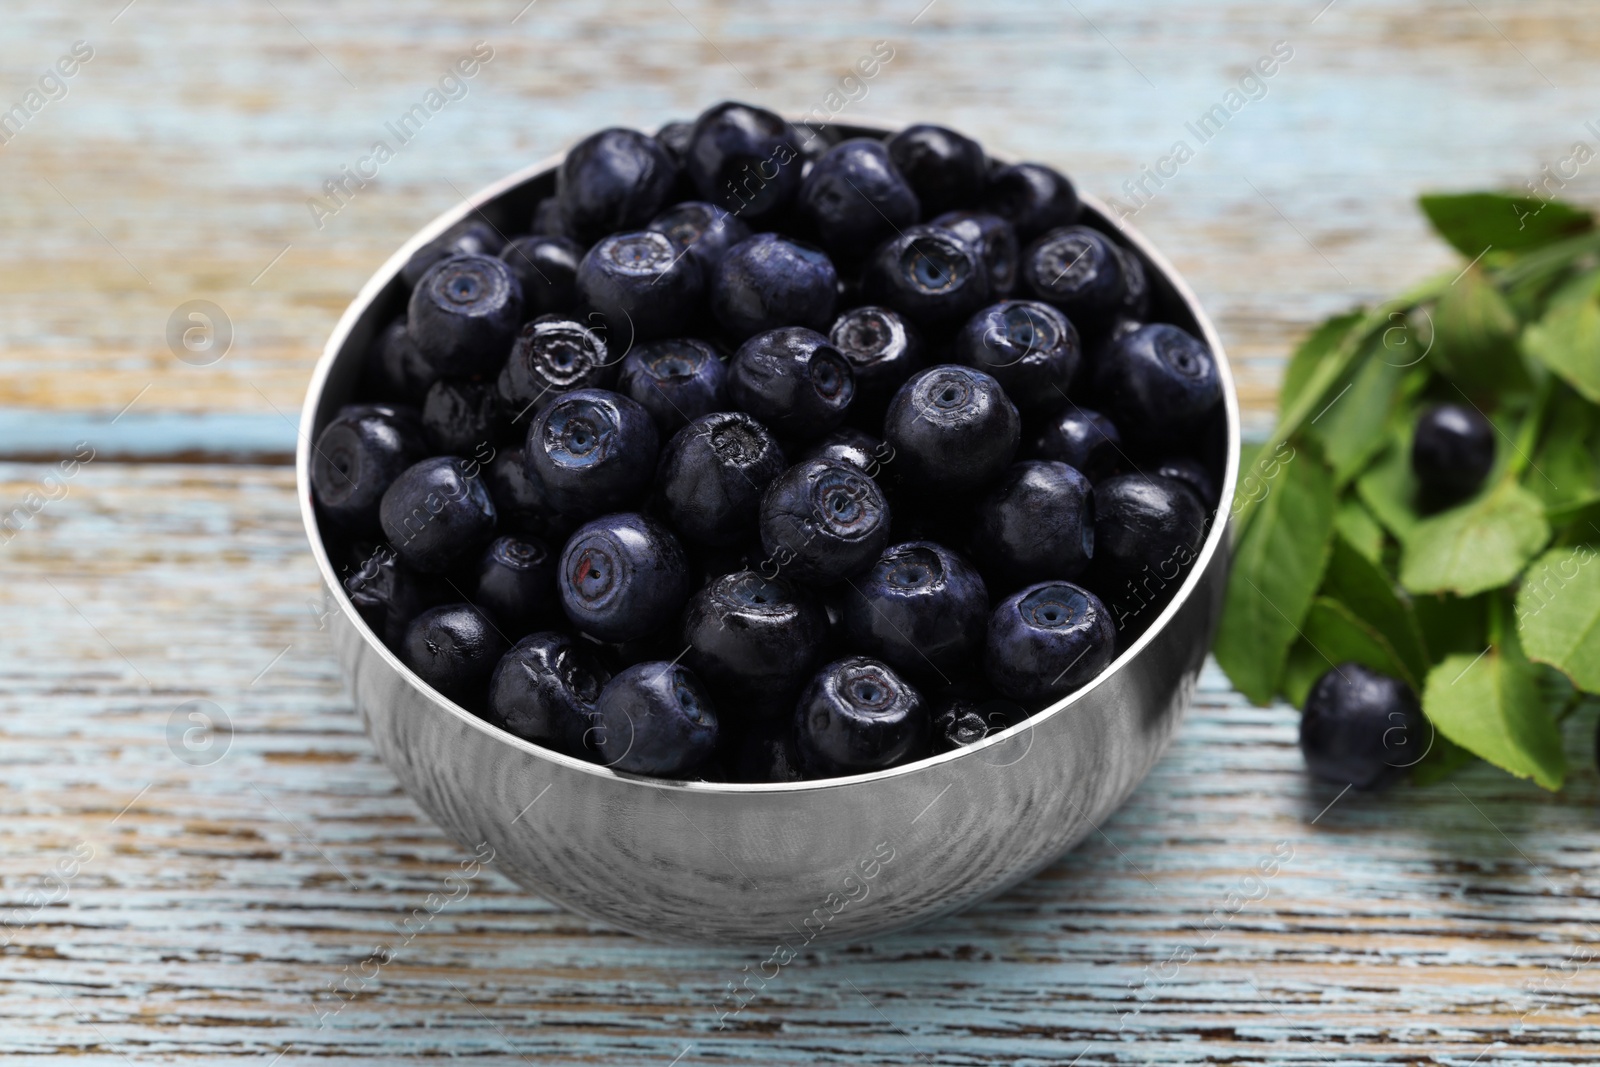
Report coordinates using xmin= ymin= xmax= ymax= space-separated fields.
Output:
xmin=299 ymin=126 xmax=1239 ymax=946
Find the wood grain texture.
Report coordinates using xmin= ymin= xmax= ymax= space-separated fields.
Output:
xmin=4 ymin=466 xmax=1600 ymax=1062
xmin=5 ymin=0 xmax=1600 ymax=441
xmin=5 ymin=0 xmax=1600 ymax=1061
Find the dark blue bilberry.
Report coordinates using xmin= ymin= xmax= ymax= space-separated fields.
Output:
xmin=592 ymin=661 xmax=719 ymax=777
xmin=712 ymin=233 xmax=838 ymax=340
xmin=1094 ymin=324 xmax=1222 ymax=445
xmin=798 ymin=138 xmax=921 ymax=262
xmin=828 ymin=306 xmax=923 ymax=414
xmin=496 ymin=316 xmax=614 ymax=430
xmin=499 ymin=234 xmax=582 ymax=318
xmin=727 ymin=327 xmax=854 ymax=440
xmin=1152 ymin=456 xmax=1216 ymax=510
xmin=797 ymin=426 xmax=890 ymax=478
xmin=1021 ymin=226 xmax=1127 ymax=336
xmin=886 ymin=124 xmax=986 ymax=218
xmin=556 ymin=127 xmax=678 ymax=243
xmin=1301 ymin=663 xmax=1424 ymax=789
xmin=378 ymin=456 xmax=497 ymax=574
xmin=682 ymin=570 xmax=828 ymax=703
xmin=576 ymin=229 xmax=704 ymax=340
xmin=1412 ymin=403 xmax=1495 ymax=505
xmin=1033 ymin=407 xmax=1123 ymax=481
xmin=932 ymin=210 xmax=1019 ymax=297
xmin=473 ymin=535 xmax=558 ymax=637
xmin=975 ymin=460 xmax=1095 ymax=589
xmin=984 ymin=581 xmax=1115 ymax=704
xmin=344 ymin=544 xmax=442 ymax=647
xmin=728 ymin=719 xmax=808 ymax=782
xmin=311 ymin=403 xmax=429 ymax=535
xmin=407 ymin=254 xmax=524 ymax=378
xmin=759 ymin=458 xmax=893 ymax=584
xmin=658 ymin=412 xmax=786 ymax=546
xmin=861 ymin=225 xmax=991 ymax=331
xmin=1089 ymin=473 xmax=1207 ymax=629
xmin=982 ymin=161 xmax=1079 ymax=242
xmin=795 ymin=656 xmax=930 ymax=775
xmin=366 ymin=316 xmax=438 ymax=403
xmin=422 ymin=377 xmax=506 ymax=455
xmin=839 ymin=541 xmax=989 ymax=680
xmin=955 ymin=300 xmax=1080 ymax=409
xmin=526 ymin=389 xmax=659 ymax=520
xmin=401 ymin=219 xmax=505 ymax=289
xmin=488 ymin=447 xmax=573 ymax=543
xmin=558 ymin=512 xmax=692 ymax=643
xmin=486 ymin=631 xmax=611 ymax=755
xmin=685 ymin=101 xmax=804 ymax=224
xmin=648 ymin=200 xmax=752 ymax=276
xmin=882 ymin=365 xmax=1019 ymax=492
xmin=616 ymin=338 xmax=727 ymax=436
xmin=401 ymin=603 xmax=509 ymax=704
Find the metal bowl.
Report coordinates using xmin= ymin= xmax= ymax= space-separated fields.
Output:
xmin=297 ymin=124 xmax=1240 ymax=947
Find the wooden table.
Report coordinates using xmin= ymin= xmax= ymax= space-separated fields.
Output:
xmin=4 ymin=1 xmax=1599 ymax=1061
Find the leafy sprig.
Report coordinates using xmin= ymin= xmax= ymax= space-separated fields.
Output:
xmin=1217 ymin=192 xmax=1600 ymax=789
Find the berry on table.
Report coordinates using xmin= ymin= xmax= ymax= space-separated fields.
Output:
xmin=1301 ymin=663 xmax=1425 ymax=789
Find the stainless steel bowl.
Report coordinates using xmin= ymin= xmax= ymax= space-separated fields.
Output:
xmin=297 ymin=124 xmax=1240 ymax=946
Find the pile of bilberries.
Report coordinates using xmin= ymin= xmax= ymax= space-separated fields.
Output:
xmin=311 ymin=101 xmax=1224 ymax=782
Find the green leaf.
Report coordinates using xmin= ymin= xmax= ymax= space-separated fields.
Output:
xmin=1215 ymin=447 xmax=1338 ymax=704
xmin=1413 ymin=593 xmax=1490 ymax=663
xmin=1322 ymin=536 xmax=1430 ymax=684
xmin=1421 ymin=639 xmax=1566 ymax=790
xmin=1516 ymin=544 xmax=1600 ymax=693
xmin=1523 ymin=292 xmax=1600 ymax=405
xmin=1280 ymin=310 xmax=1364 ymax=416
xmin=1430 ymin=267 xmax=1532 ymax=396
xmin=1410 ymin=731 xmax=1477 ymax=786
xmin=1306 ymin=337 xmax=1409 ymax=485
xmin=1419 ymin=192 xmax=1593 ymax=258
xmin=1281 ymin=639 xmax=1328 ymax=709
xmin=1334 ymin=497 xmax=1386 ymax=563
xmin=1400 ymin=478 xmax=1551 ymax=596
xmin=1356 ymin=433 xmax=1423 ymax=541
xmin=1300 ymin=596 xmax=1419 ymax=691
xmin=1526 ymin=383 xmax=1600 ymax=515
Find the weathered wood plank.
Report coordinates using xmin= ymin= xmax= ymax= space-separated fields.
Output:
xmin=2 ymin=462 xmax=1598 ymax=1062
xmin=6 ymin=0 xmax=1600 ymax=448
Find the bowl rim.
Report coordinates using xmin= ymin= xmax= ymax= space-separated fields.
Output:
xmin=296 ymin=122 xmax=1241 ymax=795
